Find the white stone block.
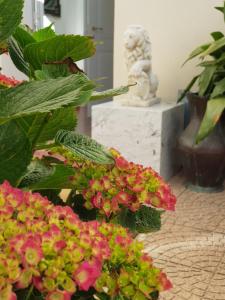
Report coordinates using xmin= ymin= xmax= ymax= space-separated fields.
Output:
xmin=92 ymin=101 xmax=184 ymax=180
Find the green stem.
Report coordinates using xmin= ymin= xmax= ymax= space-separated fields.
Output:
xmin=32 ymin=113 xmax=51 ymax=148
xmin=25 ymin=285 xmax=34 ymax=300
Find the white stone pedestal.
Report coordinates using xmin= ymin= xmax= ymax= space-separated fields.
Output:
xmin=92 ymin=102 xmax=184 ymax=180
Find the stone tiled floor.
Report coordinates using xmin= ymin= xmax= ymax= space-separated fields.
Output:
xmin=138 ymin=175 xmax=225 ymax=300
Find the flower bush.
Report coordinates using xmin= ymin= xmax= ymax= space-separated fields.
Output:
xmin=0 ymin=74 xmax=21 ymax=88
xmin=0 ymin=181 xmax=172 ymax=300
xmin=34 ymin=147 xmax=176 ymax=231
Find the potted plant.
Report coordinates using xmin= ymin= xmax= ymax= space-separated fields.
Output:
xmin=178 ymin=1 xmax=225 ymax=191
xmin=0 ymin=0 xmax=176 ymax=298
xmin=0 ymin=0 xmax=176 ymax=235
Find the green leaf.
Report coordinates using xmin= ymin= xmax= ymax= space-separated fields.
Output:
xmin=183 ymin=43 xmax=210 ymax=65
xmin=90 ymin=85 xmax=130 ymax=101
xmin=198 ymin=66 xmax=216 ymax=97
xmin=19 ymin=160 xmax=54 ymax=188
xmin=24 ymin=163 xmax=75 ymax=190
xmin=55 ymin=130 xmax=114 ymax=164
xmin=35 ymin=64 xmax=71 ymax=80
xmin=0 ymin=0 xmax=24 ymax=43
xmin=201 ymin=37 xmax=225 ymax=57
xmin=215 ymin=3 xmax=225 ymax=22
xmin=211 ymin=31 xmax=224 ymax=41
xmin=13 ymin=25 xmax=36 ymax=50
xmin=211 ymin=77 xmax=225 ymax=98
xmin=117 ymin=206 xmax=162 ymax=234
xmin=16 ymin=106 xmax=76 ymax=148
xmin=33 ymin=24 xmax=56 ymax=41
xmin=38 ymin=108 xmax=77 ymax=144
xmin=177 ymin=76 xmax=199 ymax=102
xmin=196 ymin=98 xmax=225 ymax=143
xmin=0 ymin=120 xmax=32 ymax=186
xmin=30 ymin=107 xmax=76 ymax=145
xmin=8 ymin=37 xmax=30 ymax=76
xmin=24 ymin=35 xmax=96 ymax=70
xmin=0 ymin=74 xmax=94 ymax=124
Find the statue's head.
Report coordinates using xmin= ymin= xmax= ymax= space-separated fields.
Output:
xmin=124 ymin=25 xmax=151 ymax=51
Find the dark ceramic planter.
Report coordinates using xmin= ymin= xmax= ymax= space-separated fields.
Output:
xmin=178 ymin=93 xmax=225 ymax=192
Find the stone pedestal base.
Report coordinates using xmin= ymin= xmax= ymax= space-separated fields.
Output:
xmin=115 ymin=97 xmax=160 ymax=107
xmin=92 ymin=102 xmax=184 ymax=180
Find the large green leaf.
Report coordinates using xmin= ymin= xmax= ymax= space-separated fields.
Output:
xmin=24 ymin=35 xmax=96 ymax=70
xmin=35 ymin=64 xmax=71 ymax=80
xmin=21 ymin=162 xmax=75 ymax=190
xmin=0 ymin=120 xmax=32 ymax=186
xmin=90 ymin=85 xmax=130 ymax=101
xmin=33 ymin=24 xmax=56 ymax=42
xmin=0 ymin=0 xmax=24 ymax=43
xmin=55 ymin=130 xmax=114 ymax=164
xmin=0 ymin=74 xmax=94 ymax=124
xmin=196 ymin=98 xmax=225 ymax=143
xmin=37 ymin=107 xmax=77 ymax=144
xmin=20 ymin=107 xmax=77 ymax=146
xmin=8 ymin=37 xmax=30 ymax=76
xmin=16 ymin=106 xmax=76 ymax=148
xmin=198 ymin=66 xmax=216 ymax=96
xmin=211 ymin=77 xmax=225 ymax=98
xmin=201 ymin=37 xmax=225 ymax=57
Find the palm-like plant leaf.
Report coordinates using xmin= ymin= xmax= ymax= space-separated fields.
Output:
xmin=55 ymin=130 xmax=114 ymax=164
xmin=196 ymin=98 xmax=225 ymax=143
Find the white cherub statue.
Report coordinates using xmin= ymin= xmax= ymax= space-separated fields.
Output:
xmin=119 ymin=25 xmax=159 ymax=107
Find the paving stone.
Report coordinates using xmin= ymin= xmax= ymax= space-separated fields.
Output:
xmin=140 ymin=175 xmax=225 ymax=300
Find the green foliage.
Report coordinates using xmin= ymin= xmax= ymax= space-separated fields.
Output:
xmin=0 ymin=0 xmax=24 ymax=43
xmin=117 ymin=206 xmax=162 ymax=234
xmin=0 ymin=74 xmax=94 ymax=125
xmin=32 ymin=24 xmax=56 ymax=41
xmin=8 ymin=36 xmax=30 ymax=76
xmin=55 ymin=130 xmax=114 ymax=164
xmin=180 ymin=2 xmax=225 ymax=143
xmin=198 ymin=65 xmax=216 ymax=96
xmin=196 ymin=98 xmax=225 ymax=142
xmin=0 ymin=121 xmax=31 ymax=185
xmin=20 ymin=161 xmax=75 ymax=190
xmin=24 ymin=35 xmax=96 ymax=70
xmin=91 ymin=85 xmax=130 ymax=101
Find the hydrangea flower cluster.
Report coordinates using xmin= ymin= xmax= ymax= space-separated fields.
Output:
xmin=39 ymin=147 xmax=176 ymax=219
xmin=0 ymin=74 xmax=21 ymax=88
xmin=0 ymin=181 xmax=172 ymax=300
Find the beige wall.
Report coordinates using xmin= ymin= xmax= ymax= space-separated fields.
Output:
xmin=114 ymin=0 xmax=224 ymax=103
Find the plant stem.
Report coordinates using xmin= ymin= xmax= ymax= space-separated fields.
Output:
xmin=25 ymin=285 xmax=34 ymax=300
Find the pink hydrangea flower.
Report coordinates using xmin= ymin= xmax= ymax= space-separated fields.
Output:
xmin=73 ymin=260 xmax=102 ymax=291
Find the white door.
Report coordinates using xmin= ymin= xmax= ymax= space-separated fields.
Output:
xmin=77 ymin=0 xmax=114 ymax=136
xmin=84 ymin=0 xmax=114 ymax=91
